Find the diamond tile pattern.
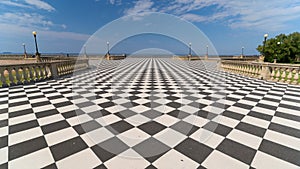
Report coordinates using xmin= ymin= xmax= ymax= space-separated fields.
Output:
xmin=1 ymin=58 xmax=300 ymax=168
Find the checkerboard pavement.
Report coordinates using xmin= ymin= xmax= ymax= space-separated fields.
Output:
xmin=0 ymin=57 xmax=300 ymax=169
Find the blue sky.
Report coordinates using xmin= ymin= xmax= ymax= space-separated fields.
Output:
xmin=0 ymin=0 xmax=299 ymax=55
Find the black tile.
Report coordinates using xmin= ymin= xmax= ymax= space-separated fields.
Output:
xmin=142 ymin=102 xmax=161 ymax=108
xmin=133 ymin=137 xmax=171 ymax=163
xmin=0 ymin=108 xmax=8 ymax=114
xmin=76 ymin=101 xmax=95 ymax=108
xmin=217 ymin=138 xmax=256 ymax=164
xmin=248 ymin=111 xmax=272 ymax=121
xmin=9 ymin=136 xmax=48 ymax=160
xmin=235 ymin=122 xmax=266 ymax=137
xmin=106 ymin=120 xmax=134 ymax=135
xmin=259 ymin=139 xmax=300 ymax=166
xmin=9 ymin=109 xmax=33 ymax=118
xmin=50 ymin=136 xmax=88 ymax=161
xmin=9 ymin=120 xmax=39 ymax=134
xmin=168 ymin=110 xmax=189 ymax=119
xmin=53 ymin=101 xmax=74 ymax=108
xmin=28 ymin=95 xmax=45 ymax=100
xmin=62 ymin=109 xmax=84 ymax=119
xmin=256 ymin=103 xmax=277 ymax=110
xmin=73 ymin=120 xmax=102 ymax=135
xmin=97 ymin=137 xmax=129 ymax=156
xmin=42 ymin=163 xmax=58 ymax=169
xmin=0 ymin=163 xmax=8 ymax=169
xmin=93 ymin=164 xmax=108 ymax=169
xmin=98 ymin=102 xmax=115 ymax=108
xmin=174 ymin=138 xmax=213 ymax=164
xmin=145 ymin=165 xmax=158 ymax=169
xmin=275 ymin=111 xmax=300 ymax=122
xmin=0 ymin=119 xmax=8 ymax=128
xmin=195 ymin=110 xmax=218 ymax=120
xmin=0 ymin=136 xmax=8 ymax=149
xmin=166 ymin=102 xmax=182 ymax=109
xmin=41 ymin=120 xmax=70 ymax=135
xmin=279 ymin=103 xmax=300 ymax=111
xmin=141 ymin=110 xmax=162 ymax=119
xmin=170 ymin=121 xmax=199 ymax=136
xmin=138 ymin=121 xmax=166 ymax=136
xmin=91 ymin=144 xmax=116 ymax=163
xmin=31 ymin=101 xmax=52 ymax=108
xmin=243 ymin=97 xmax=260 ymax=102
xmin=203 ymin=121 xmax=232 ymax=137
xmin=47 ymin=95 xmax=64 ymax=100
xmin=232 ymin=103 xmax=254 ymax=110
xmin=9 ymin=94 xmax=27 ymax=100
xmin=9 ymin=100 xmax=30 ymax=107
xmin=268 ymin=123 xmax=300 ymax=138
xmin=121 ymin=102 xmax=139 ymax=108
xmin=35 ymin=109 xmax=59 ymax=118
xmin=222 ymin=110 xmax=245 ymax=121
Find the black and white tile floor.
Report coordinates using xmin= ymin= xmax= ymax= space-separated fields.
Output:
xmin=0 ymin=58 xmax=300 ymax=169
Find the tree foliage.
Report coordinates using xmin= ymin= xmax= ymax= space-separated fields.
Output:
xmin=257 ymin=32 xmax=300 ymax=63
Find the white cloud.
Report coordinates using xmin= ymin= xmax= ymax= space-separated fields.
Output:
xmin=124 ymin=0 xmax=156 ymax=15
xmin=123 ymin=0 xmax=300 ymax=31
xmin=0 ymin=0 xmax=30 ymax=8
xmin=24 ymin=0 xmax=55 ymax=11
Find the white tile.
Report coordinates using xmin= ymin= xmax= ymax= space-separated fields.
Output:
xmin=9 ymin=148 xmax=54 ymax=169
xmin=190 ymin=129 xmax=224 ymax=149
xmin=276 ymin=107 xmax=300 ymax=117
xmin=33 ymin=104 xmax=56 ymax=113
xmin=125 ymin=114 xmax=150 ymax=126
xmin=83 ymin=127 xmax=114 ymax=145
xmin=105 ymin=150 xmax=149 ymax=169
xmin=203 ymin=106 xmax=224 ymax=115
xmin=81 ymin=105 xmax=103 ymax=114
xmin=183 ymin=115 xmax=209 ymax=127
xmin=29 ymin=97 xmax=49 ymax=104
xmin=264 ymin=130 xmax=300 ymax=151
xmin=153 ymin=149 xmax=199 ymax=169
xmin=271 ymin=116 xmax=300 ymax=130
xmin=96 ymin=114 xmax=121 ymax=126
xmin=0 ymin=126 xmax=8 ymax=137
xmin=154 ymin=114 xmax=179 ymax=127
xmin=105 ymin=105 xmax=126 ymax=114
xmin=67 ymin=114 xmax=92 ymax=126
xmin=45 ymin=128 xmax=78 ymax=146
xmin=202 ymin=150 xmax=249 ymax=169
xmin=252 ymin=151 xmax=299 ymax=169
xmin=0 ymin=113 xmax=8 ymax=121
xmin=9 ymin=127 xmax=43 ymax=146
xmin=9 ymin=114 xmax=36 ymax=126
xmin=242 ymin=116 xmax=270 ymax=128
xmin=56 ymin=149 xmax=101 ymax=169
xmin=8 ymin=104 xmax=31 ymax=113
xmin=0 ymin=147 xmax=8 ymax=165
xmin=57 ymin=104 xmax=79 ymax=113
xmin=38 ymin=114 xmax=65 ymax=126
xmin=227 ymin=129 xmax=262 ymax=149
xmin=227 ymin=106 xmax=250 ymax=115
xmin=154 ymin=105 xmax=175 ymax=114
xmin=213 ymin=115 xmax=239 ymax=128
xmin=8 ymin=97 xmax=28 ymax=104
xmin=129 ymin=105 xmax=150 ymax=113
xmin=251 ymin=106 xmax=276 ymax=116
xmin=178 ymin=105 xmax=199 ymax=114
xmin=154 ymin=128 xmax=186 ymax=148
xmin=238 ymin=99 xmax=257 ymax=106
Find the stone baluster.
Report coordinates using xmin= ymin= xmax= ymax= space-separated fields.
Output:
xmin=14 ymin=67 xmax=22 ymax=85
xmin=270 ymin=67 xmax=276 ymax=80
xmin=0 ymin=68 xmax=6 ymax=87
xmin=275 ymin=68 xmax=281 ymax=81
xmin=293 ymin=69 xmax=299 ymax=85
xmin=280 ymin=68 xmax=287 ymax=82
xmin=286 ymin=68 xmax=293 ymax=84
xmin=19 ymin=67 xmax=26 ymax=84
xmin=8 ymin=68 xmax=15 ymax=85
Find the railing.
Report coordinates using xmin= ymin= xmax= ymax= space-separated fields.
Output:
xmin=221 ymin=60 xmax=300 ymax=85
xmin=0 ymin=59 xmax=88 ymax=87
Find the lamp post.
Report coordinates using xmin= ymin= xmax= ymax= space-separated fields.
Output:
xmin=241 ymin=46 xmax=244 ymax=58
xmin=32 ymin=31 xmax=41 ymax=62
xmin=83 ymin=45 xmax=87 ymax=58
xmin=206 ymin=45 xmax=208 ymax=59
xmin=106 ymin=41 xmax=110 ymax=55
xmin=275 ymin=41 xmax=282 ymax=63
xmin=22 ymin=43 xmax=27 ymax=59
xmin=262 ymin=34 xmax=268 ymax=55
xmin=188 ymin=42 xmax=192 ymax=60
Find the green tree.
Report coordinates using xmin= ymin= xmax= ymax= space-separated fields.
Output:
xmin=257 ymin=32 xmax=300 ymax=63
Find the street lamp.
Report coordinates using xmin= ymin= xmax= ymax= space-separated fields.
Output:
xmin=188 ymin=42 xmax=192 ymax=60
xmin=22 ymin=43 xmax=27 ymax=59
xmin=262 ymin=33 xmax=268 ymax=54
xmin=106 ymin=41 xmax=110 ymax=55
xmin=83 ymin=45 xmax=87 ymax=57
xmin=241 ymin=46 xmax=244 ymax=58
xmin=32 ymin=31 xmax=41 ymax=62
xmin=206 ymin=45 xmax=208 ymax=59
